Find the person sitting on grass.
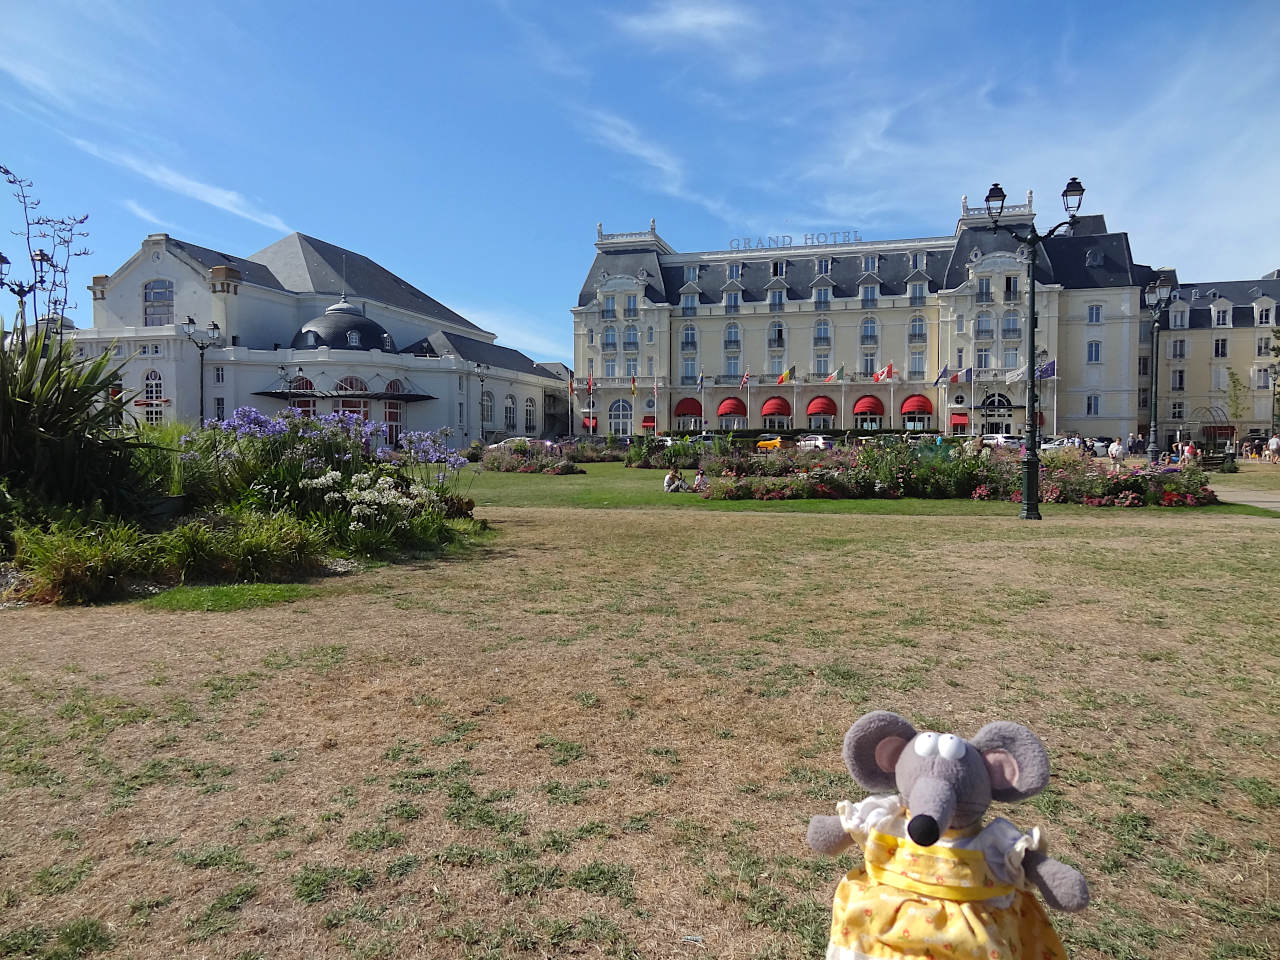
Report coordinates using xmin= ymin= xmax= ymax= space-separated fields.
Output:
xmin=663 ymin=467 xmax=691 ymax=493
xmin=692 ymin=468 xmax=709 ymax=493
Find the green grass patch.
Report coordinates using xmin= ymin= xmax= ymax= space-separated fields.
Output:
xmin=143 ymin=582 xmax=319 ymax=612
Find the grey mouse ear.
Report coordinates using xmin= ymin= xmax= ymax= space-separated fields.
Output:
xmin=970 ymin=721 xmax=1050 ymax=802
xmin=843 ymin=711 xmax=917 ymax=792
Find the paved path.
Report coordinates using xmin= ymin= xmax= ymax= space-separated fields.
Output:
xmin=1215 ymin=487 xmax=1280 ymax=512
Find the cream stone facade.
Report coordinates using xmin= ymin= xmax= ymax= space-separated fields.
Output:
xmin=571 ymin=199 xmax=1279 ymax=447
xmin=71 ymin=233 xmax=569 ymax=445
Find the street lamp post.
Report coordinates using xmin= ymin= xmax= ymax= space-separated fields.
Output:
xmin=0 ymin=248 xmax=49 ymax=350
xmin=983 ymin=178 xmax=1086 ymax=520
xmin=474 ymin=362 xmax=490 ymax=442
xmin=1143 ymin=276 xmax=1172 ymax=464
xmin=1270 ymin=363 xmax=1279 ymax=436
xmin=183 ymin=316 xmax=222 ymax=422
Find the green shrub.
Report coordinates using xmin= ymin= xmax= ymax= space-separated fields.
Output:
xmin=13 ymin=520 xmax=150 ymax=604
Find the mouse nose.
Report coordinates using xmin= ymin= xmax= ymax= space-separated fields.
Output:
xmin=907 ymin=814 xmax=940 ymax=846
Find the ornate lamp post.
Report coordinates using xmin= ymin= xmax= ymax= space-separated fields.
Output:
xmin=984 ymin=178 xmax=1086 ymax=520
xmin=183 ymin=316 xmax=222 ymax=422
xmin=1270 ymin=363 xmax=1279 ymax=436
xmin=474 ymin=362 xmax=490 ymax=442
xmin=0 ymin=248 xmax=50 ymax=350
xmin=1144 ymin=276 xmax=1173 ymax=464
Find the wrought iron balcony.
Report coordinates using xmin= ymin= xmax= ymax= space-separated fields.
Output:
xmin=725 ymin=304 xmax=740 ymax=314
xmin=600 ymin=340 xmax=618 ymax=351
xmin=860 ymin=297 xmax=878 ymax=309
xmin=1000 ymin=327 xmax=1022 ymax=339
xmin=907 ymin=371 xmax=926 ymax=381
xmin=769 ymin=301 xmax=785 ymax=312
xmin=860 ymin=333 xmax=878 ymax=345
xmin=908 ymin=332 xmax=928 ymax=344
xmin=622 ymin=339 xmax=640 ymax=352
xmin=724 ymin=338 xmax=741 ymax=351
xmin=1003 ymin=291 xmax=1020 ymax=303
xmin=601 ymin=309 xmax=616 ymax=318
xmin=813 ymin=299 xmax=831 ymax=311
xmin=680 ymin=375 xmax=698 ymax=385
xmin=976 ymin=292 xmax=994 ymax=304
xmin=813 ymin=336 xmax=832 ymax=347
xmin=680 ymin=339 xmax=698 ymax=352
xmin=973 ymin=328 xmax=994 ymax=341
xmin=714 ymin=374 xmax=742 ymax=385
xmin=767 ymin=336 xmax=785 ymax=349
xmin=909 ymin=295 xmax=926 ymax=307
xmin=624 ymin=308 xmax=638 ymax=318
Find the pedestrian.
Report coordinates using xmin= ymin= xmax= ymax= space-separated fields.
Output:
xmin=1108 ymin=437 xmax=1124 ymax=464
xmin=1269 ymin=433 xmax=1280 ymax=464
xmin=1127 ymin=432 xmax=1137 ymax=455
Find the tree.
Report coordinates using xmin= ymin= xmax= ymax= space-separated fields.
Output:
xmin=1226 ymin=369 xmax=1248 ymax=443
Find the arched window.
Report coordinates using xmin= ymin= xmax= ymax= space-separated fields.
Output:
xmin=602 ymin=325 xmax=617 ymax=349
xmin=289 ymin=376 xmax=316 ymax=418
xmin=608 ymin=398 xmax=633 ymax=436
xmin=346 ymin=330 xmax=362 ymax=347
xmin=724 ymin=322 xmax=741 ymax=347
xmin=814 ymin=319 xmax=830 ymax=344
xmin=143 ymin=369 xmax=163 ymax=400
xmin=909 ymin=315 xmax=926 ymax=340
xmin=335 ymin=375 xmax=369 ymax=419
xmin=623 ymin=325 xmax=639 ymax=349
xmin=524 ymin=397 xmax=537 ymax=433
xmin=504 ymin=394 xmax=517 ymax=431
xmin=481 ymin=390 xmax=494 ymax=424
xmin=143 ymin=280 xmax=174 ymax=326
xmin=681 ymin=323 xmax=697 ymax=350
xmin=384 ymin=379 xmax=403 ymax=446
xmin=768 ymin=320 xmax=784 ymax=348
xmin=1087 ymin=340 xmax=1101 ymax=363
xmin=861 ymin=317 xmax=877 ymax=342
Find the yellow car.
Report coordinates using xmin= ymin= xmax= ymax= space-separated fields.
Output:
xmin=756 ymin=434 xmax=783 ymax=450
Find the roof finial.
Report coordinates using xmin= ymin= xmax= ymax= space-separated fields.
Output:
xmin=650 ymin=217 xmax=656 ymax=233
xmin=341 ymin=253 xmax=347 ymax=300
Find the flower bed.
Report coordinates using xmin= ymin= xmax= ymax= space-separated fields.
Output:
xmin=481 ymin=449 xmax=585 ymax=474
xmin=702 ymin=442 xmax=1217 ymax=506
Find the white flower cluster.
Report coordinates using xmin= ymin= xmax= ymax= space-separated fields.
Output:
xmin=299 ymin=470 xmax=344 ymax=489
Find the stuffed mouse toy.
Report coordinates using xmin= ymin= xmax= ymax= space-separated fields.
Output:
xmin=807 ymin=711 xmax=1088 ymax=960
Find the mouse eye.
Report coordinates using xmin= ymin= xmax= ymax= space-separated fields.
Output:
xmin=913 ymin=732 xmax=939 ymax=757
xmin=938 ymin=734 xmax=966 ymax=760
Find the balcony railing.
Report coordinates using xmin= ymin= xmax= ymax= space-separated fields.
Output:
xmin=769 ymin=301 xmax=785 ymax=312
xmin=624 ymin=308 xmax=638 ymax=318
xmin=1000 ymin=327 xmax=1022 ymax=339
xmin=908 ymin=332 xmax=928 ymax=344
xmin=860 ymin=297 xmax=878 ymax=309
xmin=714 ymin=374 xmax=742 ymax=385
xmin=680 ymin=376 xmax=698 ymax=385
xmin=724 ymin=338 xmax=741 ymax=351
xmin=680 ymin=339 xmax=697 ymax=352
xmin=860 ymin=333 xmax=878 ymax=345
xmin=725 ymin=304 xmax=739 ymax=314
xmin=601 ymin=309 xmax=616 ymax=318
xmin=974 ymin=328 xmax=994 ymax=341
xmin=600 ymin=340 xmax=618 ymax=351
xmin=766 ymin=336 xmax=785 ymax=349
xmin=976 ymin=292 xmax=994 ymax=303
xmin=909 ymin=295 xmax=926 ymax=307
xmin=622 ymin=340 xmax=640 ymax=352
xmin=682 ymin=306 xmax=697 ymax=317
xmin=907 ymin=371 xmax=926 ymax=381
xmin=813 ymin=336 xmax=832 ymax=347
xmin=813 ymin=299 xmax=831 ymax=311
xmin=1003 ymin=291 xmax=1020 ymax=303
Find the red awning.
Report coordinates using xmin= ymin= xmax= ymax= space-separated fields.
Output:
xmin=673 ymin=397 xmax=703 ymax=417
xmin=641 ymin=415 xmax=656 ymax=427
xmin=582 ymin=416 xmax=598 ymax=428
xmin=853 ymin=395 xmax=884 ymax=416
xmin=717 ymin=396 xmax=747 ymax=417
xmin=806 ymin=395 xmax=837 ymax=416
xmin=761 ymin=396 xmax=791 ymax=417
xmin=950 ymin=412 xmax=969 ymax=426
xmin=901 ymin=394 xmax=933 ymax=415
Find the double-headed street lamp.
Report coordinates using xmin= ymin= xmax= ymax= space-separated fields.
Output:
xmin=278 ymin=364 xmax=305 ymax=408
xmin=183 ymin=316 xmax=222 ymax=422
xmin=474 ymin=362 xmax=490 ymax=441
xmin=1143 ymin=276 xmax=1173 ymax=464
xmin=984 ymin=178 xmax=1086 ymax=520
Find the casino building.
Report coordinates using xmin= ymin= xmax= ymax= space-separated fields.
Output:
xmin=571 ymin=197 xmax=1280 ymax=447
xmin=71 ymin=232 xmax=570 ymax=445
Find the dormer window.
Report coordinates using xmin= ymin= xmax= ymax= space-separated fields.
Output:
xmin=603 ymin=295 xmax=615 ymax=318
xmin=728 ymin=263 xmax=741 ymax=280
xmin=817 ymin=257 xmax=830 ymax=275
xmin=771 ymin=260 xmax=786 ymax=278
xmin=814 ymin=286 xmax=830 ymax=308
xmin=862 ymin=254 xmax=876 ymax=273
xmin=1170 ymin=310 xmax=1188 ymax=330
xmin=684 ymin=265 xmax=698 ymax=283
xmin=911 ymin=252 xmax=924 ymax=270
xmin=1259 ymin=306 xmax=1273 ymax=326
xmin=1084 ymin=248 xmax=1103 ymax=268
xmin=1214 ymin=309 xmax=1229 ymax=327
xmin=347 ymin=330 xmax=361 ymax=347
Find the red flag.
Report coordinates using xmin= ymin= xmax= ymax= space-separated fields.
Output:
xmin=739 ymin=367 xmax=750 ymax=389
xmin=587 ymin=375 xmax=593 ymax=395
xmin=873 ymin=361 xmax=894 ymax=383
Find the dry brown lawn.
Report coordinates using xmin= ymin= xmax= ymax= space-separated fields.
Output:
xmin=1 ymin=504 xmax=1277 ymax=959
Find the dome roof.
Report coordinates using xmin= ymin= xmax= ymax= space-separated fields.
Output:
xmin=290 ymin=298 xmax=396 ymax=352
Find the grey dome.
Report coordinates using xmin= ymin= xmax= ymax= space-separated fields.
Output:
xmin=290 ymin=298 xmax=396 ymax=352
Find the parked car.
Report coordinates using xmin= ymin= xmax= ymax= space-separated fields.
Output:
xmin=756 ymin=434 xmax=783 ymax=450
xmin=981 ymin=434 xmax=1023 ymax=447
xmin=797 ymin=434 xmax=833 ymax=451
xmin=1039 ymin=437 xmax=1071 ymax=453
xmin=487 ymin=436 xmax=543 ymax=450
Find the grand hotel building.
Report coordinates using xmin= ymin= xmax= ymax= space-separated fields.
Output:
xmin=571 ymin=195 xmax=1279 ymax=446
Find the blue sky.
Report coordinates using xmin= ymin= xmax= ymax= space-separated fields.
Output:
xmin=2 ymin=0 xmax=1278 ymax=365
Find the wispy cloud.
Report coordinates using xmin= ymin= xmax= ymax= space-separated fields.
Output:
xmin=455 ymin=303 xmax=571 ymax=363
xmin=120 ymin=199 xmax=180 ymax=232
xmin=491 ymin=0 xmax=589 ymax=80
xmin=73 ymin=139 xmax=291 ymax=233
xmin=614 ymin=0 xmax=766 ymax=78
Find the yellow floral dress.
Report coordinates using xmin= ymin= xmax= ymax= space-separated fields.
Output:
xmin=825 ymin=795 xmax=1068 ymax=960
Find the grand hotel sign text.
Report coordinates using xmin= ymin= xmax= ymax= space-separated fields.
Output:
xmin=728 ymin=229 xmax=862 ymax=251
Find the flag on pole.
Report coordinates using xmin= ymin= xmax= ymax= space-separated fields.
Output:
xmin=1036 ymin=359 xmax=1057 ymax=379
xmin=587 ymin=375 xmax=593 ymax=395
xmin=949 ymin=367 xmax=972 ymax=384
xmin=777 ymin=365 xmax=795 ymax=385
xmin=933 ymin=365 xmax=950 ymax=386
xmin=697 ymin=367 xmax=704 ymax=392
xmin=740 ymin=366 xmax=750 ymax=389
xmin=653 ymin=378 xmax=659 ymax=402
xmin=631 ymin=376 xmax=637 ymax=397
xmin=872 ymin=361 xmax=894 ymax=383
xmin=1005 ymin=366 xmax=1026 ymax=384
xmin=824 ymin=364 xmax=845 ymax=384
